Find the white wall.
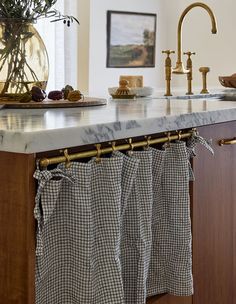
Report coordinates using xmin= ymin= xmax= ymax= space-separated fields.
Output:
xmin=78 ymin=0 xmax=90 ymax=93
xmin=80 ymin=0 xmax=236 ymax=95
xmin=88 ymin=0 xmax=167 ymax=96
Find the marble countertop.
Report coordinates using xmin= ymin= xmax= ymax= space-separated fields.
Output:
xmin=0 ymin=96 xmax=236 ymax=153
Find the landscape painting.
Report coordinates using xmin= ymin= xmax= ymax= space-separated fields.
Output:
xmin=106 ymin=11 xmax=156 ymax=68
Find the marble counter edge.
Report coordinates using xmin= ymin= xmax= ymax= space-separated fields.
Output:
xmin=1 ymin=107 xmax=236 ymax=154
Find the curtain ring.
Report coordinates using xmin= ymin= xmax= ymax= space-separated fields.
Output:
xmin=64 ymin=149 xmax=71 ymax=168
xmin=167 ymin=132 xmax=171 ymax=143
xmin=127 ymin=138 xmax=134 ymax=156
xmin=36 ymin=159 xmax=41 ymax=170
xmin=165 ymin=132 xmax=171 ymax=147
xmin=144 ymin=136 xmax=151 ymax=149
xmin=111 ymin=141 xmax=116 ymax=152
xmin=95 ymin=144 xmax=102 ymax=163
xmin=178 ymin=130 xmax=182 ymax=140
xmin=191 ymin=128 xmax=198 ymax=136
xmin=128 ymin=138 xmax=134 ymax=150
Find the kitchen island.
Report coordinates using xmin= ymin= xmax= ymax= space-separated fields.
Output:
xmin=0 ymin=96 xmax=236 ymax=304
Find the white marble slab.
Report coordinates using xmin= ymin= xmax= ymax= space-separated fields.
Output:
xmin=0 ymin=97 xmax=236 ymax=153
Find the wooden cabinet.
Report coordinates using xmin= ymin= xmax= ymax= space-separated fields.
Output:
xmin=0 ymin=121 xmax=236 ymax=304
xmin=146 ymin=294 xmax=192 ymax=304
xmin=0 ymin=152 xmax=36 ymax=303
xmin=192 ymin=121 xmax=236 ymax=304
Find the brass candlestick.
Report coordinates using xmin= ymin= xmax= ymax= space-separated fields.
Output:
xmin=199 ymin=67 xmax=210 ymax=94
xmin=162 ymin=50 xmax=175 ymax=96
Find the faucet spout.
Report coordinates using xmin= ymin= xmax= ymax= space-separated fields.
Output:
xmin=172 ymin=2 xmax=217 ymax=74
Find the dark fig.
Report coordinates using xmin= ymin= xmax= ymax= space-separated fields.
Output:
xmin=48 ymin=90 xmax=63 ymax=100
xmin=31 ymin=86 xmax=47 ymax=102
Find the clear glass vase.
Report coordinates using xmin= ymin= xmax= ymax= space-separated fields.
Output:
xmin=0 ymin=19 xmax=49 ymax=97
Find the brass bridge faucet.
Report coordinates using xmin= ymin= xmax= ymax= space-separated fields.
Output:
xmin=172 ymin=2 xmax=217 ymax=75
xmin=184 ymin=51 xmax=196 ymax=95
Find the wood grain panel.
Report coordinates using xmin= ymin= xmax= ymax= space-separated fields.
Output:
xmin=192 ymin=121 xmax=236 ymax=304
xmin=0 ymin=152 xmax=36 ymax=304
xmin=147 ymin=294 xmax=192 ymax=304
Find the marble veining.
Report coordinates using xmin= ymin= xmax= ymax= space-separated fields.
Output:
xmin=0 ymin=97 xmax=236 ymax=153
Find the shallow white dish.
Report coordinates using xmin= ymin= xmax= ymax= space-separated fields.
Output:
xmin=108 ymin=86 xmax=154 ymax=97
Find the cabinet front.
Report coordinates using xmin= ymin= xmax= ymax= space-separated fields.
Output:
xmin=192 ymin=121 xmax=236 ymax=304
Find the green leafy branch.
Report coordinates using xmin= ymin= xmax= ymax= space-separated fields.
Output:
xmin=0 ymin=0 xmax=79 ymax=26
xmin=0 ymin=0 xmax=79 ymax=96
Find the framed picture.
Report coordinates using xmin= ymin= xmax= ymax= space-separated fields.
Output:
xmin=106 ymin=10 xmax=157 ymax=68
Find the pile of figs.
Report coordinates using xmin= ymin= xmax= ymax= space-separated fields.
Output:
xmin=20 ymin=85 xmax=84 ymax=103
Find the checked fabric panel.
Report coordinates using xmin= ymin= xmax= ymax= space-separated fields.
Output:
xmin=34 ymin=136 xmax=212 ymax=304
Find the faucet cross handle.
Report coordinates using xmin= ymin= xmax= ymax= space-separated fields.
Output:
xmin=183 ymin=51 xmax=196 ymax=58
xmin=162 ymin=50 xmax=175 ymax=57
xmin=162 ymin=50 xmax=175 ymax=68
xmin=184 ymin=51 xmax=196 ymax=69
xmin=184 ymin=51 xmax=196 ymax=95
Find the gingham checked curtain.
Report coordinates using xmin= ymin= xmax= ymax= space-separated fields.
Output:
xmin=34 ymin=135 xmax=213 ymax=304
xmin=147 ymin=142 xmax=193 ymax=297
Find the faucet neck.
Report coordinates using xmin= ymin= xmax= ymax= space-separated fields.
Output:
xmin=173 ymin=2 xmax=217 ymax=74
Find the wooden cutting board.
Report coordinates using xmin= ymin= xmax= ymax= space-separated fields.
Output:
xmin=0 ymin=97 xmax=107 ymax=109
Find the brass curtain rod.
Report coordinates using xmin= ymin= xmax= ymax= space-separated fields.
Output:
xmin=39 ymin=129 xmax=196 ymax=168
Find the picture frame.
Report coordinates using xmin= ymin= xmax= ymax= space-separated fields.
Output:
xmin=106 ymin=10 xmax=157 ymax=68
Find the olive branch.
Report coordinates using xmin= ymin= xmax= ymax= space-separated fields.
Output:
xmin=0 ymin=0 xmax=79 ymax=96
xmin=0 ymin=0 xmax=79 ymax=25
